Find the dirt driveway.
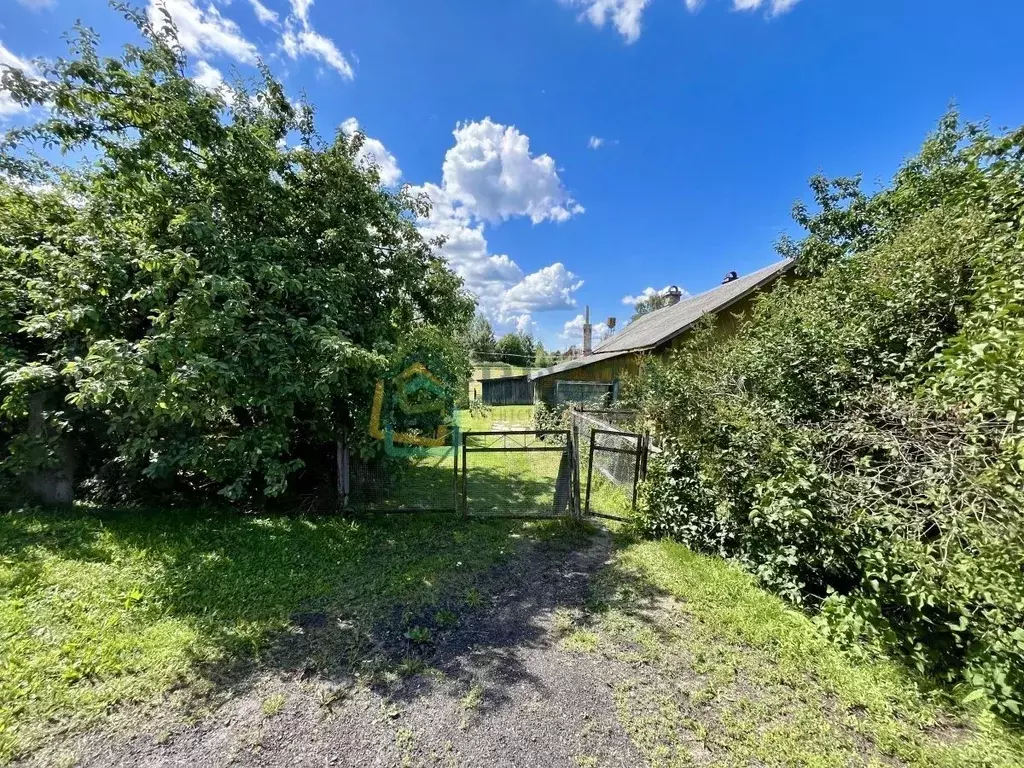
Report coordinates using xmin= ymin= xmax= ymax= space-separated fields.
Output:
xmin=26 ymin=524 xmax=1021 ymax=768
xmin=36 ymin=529 xmax=642 ymax=768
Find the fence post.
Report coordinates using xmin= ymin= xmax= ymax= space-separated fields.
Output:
xmin=461 ymin=432 xmax=469 ymax=517
xmin=453 ymin=428 xmax=460 ymax=515
xmin=584 ymin=432 xmax=596 ymax=517
xmin=631 ymin=433 xmax=644 ymax=509
xmin=571 ymin=424 xmax=582 ymax=518
xmin=336 ymin=429 xmax=350 ymax=513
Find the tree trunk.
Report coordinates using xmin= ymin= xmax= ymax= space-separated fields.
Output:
xmin=26 ymin=390 xmax=76 ymax=506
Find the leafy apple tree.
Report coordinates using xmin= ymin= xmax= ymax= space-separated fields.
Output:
xmin=0 ymin=8 xmax=474 ymax=502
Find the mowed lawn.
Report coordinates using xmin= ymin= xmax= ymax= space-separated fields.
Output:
xmin=361 ymin=403 xmax=638 ymax=519
xmin=356 ymin=405 xmax=571 ymax=516
xmin=559 ymin=538 xmax=1024 ymax=767
xmin=0 ymin=507 xmax=580 ymax=762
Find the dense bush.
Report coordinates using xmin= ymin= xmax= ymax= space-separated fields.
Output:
xmin=628 ymin=114 xmax=1024 ymax=719
xmin=0 ymin=12 xmax=473 ymax=503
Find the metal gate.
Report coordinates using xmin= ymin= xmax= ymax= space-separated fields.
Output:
xmin=461 ymin=430 xmax=577 ymax=518
xmin=582 ymin=428 xmax=647 ymax=521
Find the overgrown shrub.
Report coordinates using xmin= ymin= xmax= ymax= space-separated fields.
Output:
xmin=628 ymin=114 xmax=1024 ymax=719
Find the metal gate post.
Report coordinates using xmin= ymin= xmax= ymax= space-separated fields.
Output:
xmin=453 ymin=429 xmax=460 ymax=515
xmin=571 ymin=425 xmax=582 ymax=518
xmin=461 ymin=432 xmax=468 ymax=517
xmin=631 ymin=433 xmax=644 ymax=509
xmin=584 ymin=431 xmax=596 ymax=517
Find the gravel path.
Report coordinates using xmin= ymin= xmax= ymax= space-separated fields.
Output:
xmin=45 ymin=527 xmax=642 ymax=768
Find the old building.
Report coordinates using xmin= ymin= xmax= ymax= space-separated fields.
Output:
xmin=530 ymin=259 xmax=793 ymax=406
xmin=478 ymin=374 xmax=533 ymax=406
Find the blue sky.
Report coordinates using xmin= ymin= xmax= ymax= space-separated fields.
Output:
xmin=3 ymin=0 xmax=1024 ymax=350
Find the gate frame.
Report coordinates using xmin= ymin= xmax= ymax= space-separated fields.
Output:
xmin=461 ymin=429 xmax=577 ymax=519
xmin=584 ymin=428 xmax=647 ymax=521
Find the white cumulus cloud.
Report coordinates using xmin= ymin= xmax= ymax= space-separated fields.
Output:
xmin=147 ymin=0 xmax=258 ymax=64
xmin=561 ymin=0 xmax=651 ymax=44
xmin=560 ymin=313 xmax=611 ymax=345
xmin=341 ymin=117 xmax=402 ymax=186
xmin=290 ymin=0 xmax=313 ymax=24
xmin=409 ymin=181 xmax=585 ymax=329
xmin=502 ymin=263 xmax=585 ymax=315
xmin=442 ymin=118 xmax=584 ymax=224
xmin=191 ymin=60 xmax=236 ymax=104
xmin=565 ymin=0 xmax=805 ymax=42
xmin=16 ymin=0 xmax=57 ymax=9
xmin=407 ymin=120 xmax=585 ymax=333
xmin=280 ymin=0 xmax=354 ymax=79
xmin=621 ymin=285 xmax=690 ymax=306
xmin=734 ymin=0 xmax=800 ymax=10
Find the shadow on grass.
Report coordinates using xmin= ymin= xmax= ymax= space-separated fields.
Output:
xmin=0 ymin=504 xmax=641 ymax=759
xmin=463 ymin=463 xmax=568 ymax=517
xmin=7 ymin=507 xmax=1006 ymax=767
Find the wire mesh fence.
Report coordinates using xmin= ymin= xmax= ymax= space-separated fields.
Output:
xmin=573 ymin=410 xmax=646 ymax=521
xmin=347 ymin=407 xmax=646 ymax=519
xmin=349 ymin=447 xmax=459 ymax=513
xmin=462 ymin=430 xmax=574 ymax=518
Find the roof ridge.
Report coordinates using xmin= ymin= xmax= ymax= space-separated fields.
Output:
xmin=591 ymin=259 xmax=792 ymax=355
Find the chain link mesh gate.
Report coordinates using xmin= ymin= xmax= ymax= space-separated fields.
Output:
xmin=461 ymin=430 xmax=577 ymax=518
xmin=349 ymin=436 xmax=459 ymax=513
xmin=573 ymin=410 xmax=647 ymax=522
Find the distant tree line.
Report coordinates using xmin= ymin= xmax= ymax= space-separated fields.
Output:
xmin=464 ymin=314 xmax=560 ymax=367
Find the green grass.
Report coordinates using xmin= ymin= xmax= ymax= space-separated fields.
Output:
xmin=0 ymin=507 xmax=580 ymax=762
xmin=350 ymin=406 xmax=540 ymax=512
xmin=459 ymin=406 xmax=569 ymax=516
xmin=580 ymin=537 xmax=1024 ymax=767
xmin=457 ymin=404 xmax=534 ymax=432
xmin=361 ymin=404 xmax=641 ymax=520
xmin=260 ymin=693 xmax=286 ymax=717
xmin=4 ymin=504 xmax=1021 ymax=765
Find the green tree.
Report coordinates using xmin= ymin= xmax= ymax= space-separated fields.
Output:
xmin=631 ymin=294 xmax=670 ymax=322
xmin=533 ymin=341 xmax=553 ymax=368
xmin=494 ymin=332 xmax=535 ymax=366
xmin=0 ymin=10 xmax=473 ymax=502
xmin=465 ymin=313 xmax=496 ymax=360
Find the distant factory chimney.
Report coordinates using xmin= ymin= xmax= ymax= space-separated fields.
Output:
xmin=722 ymin=271 xmax=738 ymax=284
xmin=664 ymin=286 xmax=683 ymax=306
xmin=583 ymin=306 xmax=593 ymax=355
